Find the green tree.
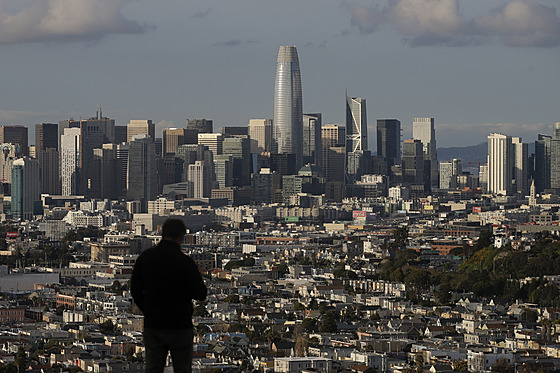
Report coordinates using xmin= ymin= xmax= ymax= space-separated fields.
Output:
xmin=319 ymin=311 xmax=337 ymax=333
xmin=302 ymin=318 xmax=317 ymax=332
xmin=491 ymin=358 xmax=514 ymax=373
xmin=392 ymin=226 xmax=409 ymax=248
xmin=15 ymin=347 xmax=26 ymax=373
xmin=98 ymin=320 xmax=115 ymax=334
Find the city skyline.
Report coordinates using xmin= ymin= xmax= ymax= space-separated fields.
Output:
xmin=0 ymin=0 xmax=557 ymax=148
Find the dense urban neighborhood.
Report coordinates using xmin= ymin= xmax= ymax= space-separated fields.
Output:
xmin=0 ymin=188 xmax=559 ymax=372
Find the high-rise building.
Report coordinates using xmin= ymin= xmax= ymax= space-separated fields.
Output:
xmin=273 ymin=46 xmax=303 ymax=170
xmin=0 ymin=144 xmax=20 ymax=188
xmin=59 ymin=113 xmax=116 ymax=196
xmin=11 ymin=158 xmax=40 ymax=220
xmin=413 ymin=118 xmax=438 ymax=188
xmin=60 ymin=128 xmax=81 ymax=196
xmin=222 ymin=127 xmax=248 ymax=137
xmin=322 ymin=124 xmax=346 ymax=183
xmin=127 ymin=120 xmax=155 ymax=142
xmin=248 ymin=119 xmax=273 ymax=154
xmin=346 ymin=96 xmax=367 ymax=153
xmin=114 ymin=125 xmax=128 ymax=144
xmin=127 ymin=135 xmax=158 ymax=209
xmin=198 ymin=133 xmax=223 ymax=155
xmin=551 ymin=123 xmax=560 ymax=190
xmin=186 ymin=118 xmax=213 ymax=134
xmin=35 ymin=123 xmax=58 ymax=151
xmin=0 ymin=125 xmax=29 ymax=156
xmin=439 ymin=159 xmax=462 ymax=189
xmin=222 ymin=136 xmax=251 ymax=187
xmin=402 ymin=139 xmax=424 ymax=187
xmin=488 ymin=133 xmax=513 ymax=195
xmin=38 ymin=148 xmax=60 ymax=195
xmin=91 ymin=144 xmax=122 ymax=200
xmin=214 ymin=155 xmax=234 ymax=189
xmin=163 ymin=128 xmax=187 ymax=156
xmin=535 ymin=134 xmax=552 ymax=193
xmin=188 ymin=160 xmax=212 ymax=198
xmin=377 ymin=119 xmax=401 ymax=171
xmin=512 ymin=137 xmax=528 ymax=194
xmin=303 ymin=114 xmax=322 ymax=167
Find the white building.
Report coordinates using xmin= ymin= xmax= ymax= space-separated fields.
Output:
xmin=60 ymin=128 xmax=81 ymax=196
xmin=248 ymin=119 xmax=272 ymax=154
xmin=487 ymin=133 xmax=513 ymax=195
xmin=413 ymin=117 xmax=438 ymax=188
xmin=274 ymin=357 xmax=332 ymax=373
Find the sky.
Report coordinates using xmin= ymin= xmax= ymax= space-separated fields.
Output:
xmin=0 ymin=0 xmax=558 ymax=148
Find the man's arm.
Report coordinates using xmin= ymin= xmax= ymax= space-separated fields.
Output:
xmin=188 ymin=257 xmax=207 ymax=301
xmin=130 ymin=257 xmax=145 ymax=312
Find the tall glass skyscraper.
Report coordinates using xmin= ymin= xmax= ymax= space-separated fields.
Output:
xmin=346 ymin=96 xmax=367 ymax=153
xmin=273 ymin=46 xmax=303 ymax=171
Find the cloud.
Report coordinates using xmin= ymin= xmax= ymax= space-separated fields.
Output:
xmin=211 ymin=39 xmax=259 ymax=47
xmin=476 ymin=1 xmax=560 ymax=47
xmin=345 ymin=0 xmax=560 ymax=47
xmin=155 ymin=120 xmax=173 ymax=137
xmin=435 ymin=122 xmax=550 ymax=146
xmin=0 ymin=0 xmax=150 ymax=45
xmin=191 ymin=8 xmax=214 ymax=19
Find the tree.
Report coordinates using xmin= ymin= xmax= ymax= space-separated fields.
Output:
xmin=392 ymin=226 xmax=409 ymax=248
xmin=319 ymin=311 xmax=337 ymax=333
xmin=302 ymin=318 xmax=317 ymax=332
xmin=15 ymin=347 xmax=26 ymax=373
xmin=98 ymin=320 xmax=115 ymax=334
xmin=491 ymin=358 xmax=514 ymax=373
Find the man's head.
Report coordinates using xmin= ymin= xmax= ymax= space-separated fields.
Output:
xmin=161 ymin=218 xmax=187 ymax=245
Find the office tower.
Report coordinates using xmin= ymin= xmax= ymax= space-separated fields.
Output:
xmin=322 ymin=124 xmax=346 ymax=183
xmin=91 ymin=144 xmax=122 ymax=200
xmin=187 ymin=118 xmax=213 ymax=134
xmin=479 ymin=164 xmax=489 ymax=193
xmin=60 ymin=128 xmax=81 ymax=196
xmin=163 ymin=128 xmax=187 ymax=156
xmin=222 ymin=136 xmax=251 ymax=187
xmin=347 ymin=150 xmax=372 ymax=184
xmin=273 ymin=46 xmax=303 ymax=170
xmin=188 ymin=160 xmax=212 ymax=198
xmin=402 ymin=140 xmax=424 ymax=186
xmin=116 ymin=143 xmax=129 ymax=198
xmin=214 ymin=155 xmax=234 ymax=188
xmin=535 ymin=134 xmax=552 ymax=193
xmin=377 ymin=119 xmax=401 ymax=171
xmin=198 ymin=133 xmax=223 ymax=155
xmin=127 ymin=120 xmax=155 ymax=142
xmin=439 ymin=159 xmax=462 ymax=189
xmin=222 ymin=127 xmax=248 ymax=137
xmin=303 ymin=114 xmax=322 ymax=167
xmin=346 ymin=96 xmax=367 ymax=153
xmin=0 ymin=125 xmax=29 ymax=156
xmin=511 ymin=137 xmax=528 ymax=194
xmin=0 ymin=144 xmax=20 ymax=189
xmin=35 ymin=123 xmax=58 ymax=151
xmin=59 ymin=113 xmax=115 ymax=196
xmin=162 ymin=155 xmax=183 ymax=186
xmin=11 ymin=158 xmax=40 ymax=219
xmin=488 ymin=133 xmax=513 ymax=195
xmin=551 ymin=123 xmax=560 ymax=189
xmin=38 ymin=148 xmax=60 ymax=195
xmin=127 ymin=135 xmax=158 ymax=208
xmin=413 ymin=117 xmax=438 ymax=188
xmin=248 ymin=119 xmax=273 ymax=154
xmin=114 ymin=125 xmax=128 ymax=144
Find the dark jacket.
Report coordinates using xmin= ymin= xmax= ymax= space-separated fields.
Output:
xmin=131 ymin=239 xmax=207 ymax=329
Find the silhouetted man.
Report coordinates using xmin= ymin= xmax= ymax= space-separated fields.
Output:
xmin=131 ymin=218 xmax=207 ymax=373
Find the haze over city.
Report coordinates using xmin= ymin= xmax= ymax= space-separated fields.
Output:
xmin=0 ymin=0 xmax=559 ymax=147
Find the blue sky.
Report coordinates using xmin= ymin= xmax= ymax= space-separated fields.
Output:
xmin=0 ymin=0 xmax=558 ymax=148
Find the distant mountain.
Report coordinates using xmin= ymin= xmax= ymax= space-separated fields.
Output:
xmin=437 ymin=142 xmax=536 ymax=170
xmin=437 ymin=143 xmax=487 ymax=165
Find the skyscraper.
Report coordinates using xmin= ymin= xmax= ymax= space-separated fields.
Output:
xmin=248 ymin=119 xmax=272 ymax=154
xmin=11 ymin=158 xmax=40 ymax=220
xmin=377 ymin=119 xmax=401 ymax=171
xmin=488 ymin=133 xmax=513 ymax=195
xmin=303 ymin=114 xmax=322 ymax=167
xmin=186 ymin=118 xmax=213 ymax=134
xmin=128 ymin=135 xmax=158 ymax=209
xmin=35 ymin=123 xmax=58 ymax=151
xmin=163 ymin=128 xmax=187 ymax=156
xmin=273 ymin=46 xmax=303 ymax=171
xmin=0 ymin=125 xmax=29 ymax=156
xmin=551 ymin=123 xmax=560 ymax=189
xmin=535 ymin=134 xmax=552 ymax=193
xmin=402 ymin=139 xmax=424 ymax=186
xmin=346 ymin=96 xmax=367 ymax=153
xmin=321 ymin=124 xmax=346 ymax=183
xmin=127 ymin=120 xmax=155 ymax=142
xmin=413 ymin=117 xmax=438 ymax=188
xmin=512 ymin=137 xmax=528 ymax=194
xmin=60 ymin=128 xmax=81 ymax=196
